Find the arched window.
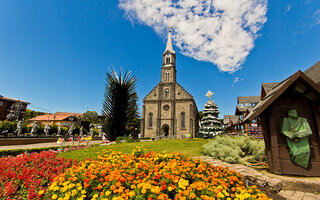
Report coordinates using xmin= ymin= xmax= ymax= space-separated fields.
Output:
xmin=180 ymin=112 xmax=186 ymax=129
xmin=148 ymin=113 xmax=153 ymax=128
xmin=164 ymin=89 xmax=170 ymax=98
xmin=166 ymin=57 xmax=170 ymax=64
xmin=165 ymin=72 xmax=170 ymax=82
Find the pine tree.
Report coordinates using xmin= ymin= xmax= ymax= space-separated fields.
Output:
xmin=198 ymin=91 xmax=223 ymax=138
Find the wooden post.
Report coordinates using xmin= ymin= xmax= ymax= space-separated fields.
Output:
xmin=269 ymin=108 xmax=282 ymax=174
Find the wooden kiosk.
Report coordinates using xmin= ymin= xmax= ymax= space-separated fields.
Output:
xmin=243 ymin=71 xmax=320 ymax=176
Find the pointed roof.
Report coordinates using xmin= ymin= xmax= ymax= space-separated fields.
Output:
xmin=243 ymin=70 xmax=320 ymax=123
xmin=163 ymin=27 xmax=175 ymax=55
xmin=304 ymin=61 xmax=320 ymax=84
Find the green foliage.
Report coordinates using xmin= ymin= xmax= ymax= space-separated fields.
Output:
xmin=202 ymin=135 xmax=266 ymax=164
xmin=197 ymin=111 xmax=204 ymax=121
xmin=0 ymin=121 xmax=15 ymax=133
xmin=115 ymin=136 xmax=135 ymax=143
xmin=0 ymin=146 xmax=60 ymax=157
xmin=24 ymin=109 xmax=45 ymax=120
xmin=101 ymin=68 xmax=139 ymax=141
xmin=139 ymin=137 xmax=151 ymax=140
xmin=82 ymin=110 xmax=101 ymax=124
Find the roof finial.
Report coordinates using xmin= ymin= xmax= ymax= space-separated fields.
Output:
xmin=205 ymin=91 xmax=214 ymax=100
xmin=163 ymin=25 xmax=175 ymax=55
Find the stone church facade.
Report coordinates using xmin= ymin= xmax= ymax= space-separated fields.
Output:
xmin=141 ymin=29 xmax=198 ymax=138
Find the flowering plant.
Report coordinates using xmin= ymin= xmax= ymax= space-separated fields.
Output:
xmin=46 ymin=146 xmax=270 ymax=200
xmin=0 ymin=151 xmax=76 ymax=200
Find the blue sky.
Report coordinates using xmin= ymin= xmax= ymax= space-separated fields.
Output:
xmin=1 ymin=0 xmax=320 ymax=118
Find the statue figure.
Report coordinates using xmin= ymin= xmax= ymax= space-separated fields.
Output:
xmin=98 ymin=129 xmax=103 ymax=137
xmin=68 ymin=123 xmax=74 ymax=136
xmin=30 ymin=122 xmax=38 ymax=136
xmin=15 ymin=120 xmax=23 ymax=137
xmin=89 ymin=126 xmax=94 ymax=137
xmin=80 ymin=126 xmax=84 ymax=136
xmin=44 ymin=123 xmax=51 ymax=136
xmin=281 ymin=109 xmax=312 ymax=168
xmin=102 ymin=132 xmax=107 ymax=142
xmin=57 ymin=124 xmax=62 ymax=136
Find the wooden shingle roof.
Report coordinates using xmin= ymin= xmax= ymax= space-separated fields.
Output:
xmin=243 ymin=70 xmax=320 ymax=123
xmin=223 ymin=115 xmax=240 ymax=125
xmin=304 ymin=61 xmax=320 ymax=84
xmin=261 ymin=82 xmax=280 ymax=99
xmin=237 ymin=96 xmax=260 ymax=104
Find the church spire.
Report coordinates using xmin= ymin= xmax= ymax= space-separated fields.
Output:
xmin=163 ymin=26 xmax=175 ymax=55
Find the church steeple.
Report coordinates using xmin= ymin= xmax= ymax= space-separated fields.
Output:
xmin=163 ymin=26 xmax=175 ymax=55
xmin=161 ymin=26 xmax=176 ymax=83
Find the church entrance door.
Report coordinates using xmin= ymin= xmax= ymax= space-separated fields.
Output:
xmin=162 ymin=124 xmax=169 ymax=137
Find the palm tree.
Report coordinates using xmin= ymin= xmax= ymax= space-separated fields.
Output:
xmin=101 ymin=68 xmax=139 ymax=141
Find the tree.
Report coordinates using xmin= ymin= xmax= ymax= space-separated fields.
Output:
xmin=82 ymin=111 xmax=100 ymax=124
xmin=24 ymin=109 xmax=45 ymax=121
xmin=101 ymin=69 xmax=139 ymax=141
xmin=198 ymin=98 xmax=223 ymax=138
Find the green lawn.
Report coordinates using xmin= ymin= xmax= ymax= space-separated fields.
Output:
xmin=59 ymin=138 xmax=208 ymax=161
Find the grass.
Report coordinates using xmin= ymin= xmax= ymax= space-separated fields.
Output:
xmin=59 ymin=138 xmax=208 ymax=161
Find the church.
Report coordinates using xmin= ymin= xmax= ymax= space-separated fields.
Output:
xmin=141 ymin=29 xmax=199 ymax=139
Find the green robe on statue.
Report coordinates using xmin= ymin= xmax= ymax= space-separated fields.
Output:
xmin=281 ymin=110 xmax=312 ymax=168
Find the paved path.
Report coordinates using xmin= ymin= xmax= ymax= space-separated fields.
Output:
xmin=0 ymin=140 xmax=104 ymax=150
xmin=194 ymin=156 xmax=320 ymax=200
xmin=278 ymin=190 xmax=320 ymax=200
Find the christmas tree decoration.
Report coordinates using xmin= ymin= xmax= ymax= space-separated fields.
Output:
xmin=198 ymin=91 xmax=223 ymax=138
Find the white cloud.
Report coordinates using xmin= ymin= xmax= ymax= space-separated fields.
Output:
xmin=232 ymin=76 xmax=243 ymax=86
xmin=285 ymin=5 xmax=291 ymax=13
xmin=313 ymin=9 xmax=320 ymax=25
xmin=305 ymin=0 xmax=312 ymax=5
xmin=118 ymin=0 xmax=268 ymax=73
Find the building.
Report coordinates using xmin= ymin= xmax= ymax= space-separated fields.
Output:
xmin=141 ymin=28 xmax=198 ymax=139
xmin=243 ymin=70 xmax=320 ymax=176
xmin=0 ymin=95 xmax=30 ymax=121
xmin=235 ymin=96 xmax=260 ymax=119
xmin=223 ymin=115 xmax=240 ymax=132
xmin=30 ymin=112 xmax=82 ymax=126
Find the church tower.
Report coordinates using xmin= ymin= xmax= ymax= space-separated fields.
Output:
xmin=161 ymin=27 xmax=176 ymax=83
xmin=141 ymin=28 xmax=198 ymax=139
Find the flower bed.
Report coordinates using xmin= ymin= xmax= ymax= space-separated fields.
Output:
xmin=46 ymin=146 xmax=270 ymax=200
xmin=0 ymin=151 xmax=76 ymax=199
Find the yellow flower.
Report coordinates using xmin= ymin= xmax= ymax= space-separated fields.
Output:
xmin=38 ymin=190 xmax=45 ymax=195
xmin=52 ymin=194 xmax=58 ymax=199
xmin=105 ymin=191 xmax=111 ymax=196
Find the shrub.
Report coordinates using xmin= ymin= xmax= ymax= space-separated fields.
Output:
xmin=46 ymin=147 xmax=270 ymax=200
xmin=202 ymin=135 xmax=266 ymax=164
xmin=0 ymin=147 xmax=60 ymax=157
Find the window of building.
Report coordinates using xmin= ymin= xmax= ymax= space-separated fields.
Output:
xmin=180 ymin=112 xmax=186 ymax=129
xmin=148 ymin=113 xmax=153 ymax=128
xmin=165 ymin=72 xmax=170 ymax=82
xmin=164 ymin=89 xmax=170 ymax=98
xmin=166 ymin=57 xmax=170 ymax=64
